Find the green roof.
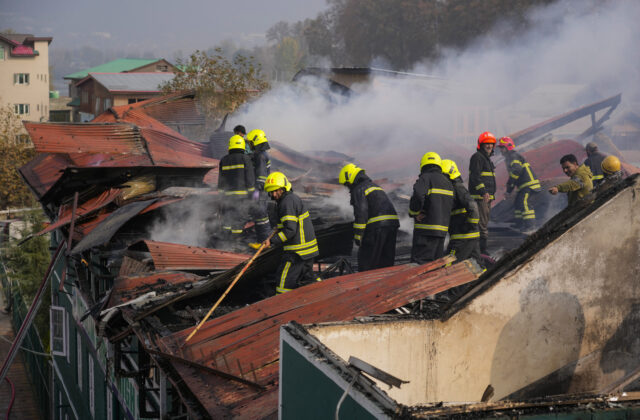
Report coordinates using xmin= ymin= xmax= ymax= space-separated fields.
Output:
xmin=63 ymin=58 xmax=160 ymax=80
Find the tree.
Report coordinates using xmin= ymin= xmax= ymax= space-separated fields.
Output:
xmin=0 ymin=104 xmax=37 ymax=209
xmin=274 ymin=37 xmax=305 ymax=81
xmin=159 ymin=49 xmax=270 ymax=123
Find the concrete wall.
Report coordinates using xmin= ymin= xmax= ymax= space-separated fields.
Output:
xmin=0 ymin=39 xmax=50 ymax=122
xmin=310 ymin=178 xmax=640 ymax=406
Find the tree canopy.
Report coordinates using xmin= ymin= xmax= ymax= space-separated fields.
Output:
xmin=159 ymin=49 xmax=270 ymax=122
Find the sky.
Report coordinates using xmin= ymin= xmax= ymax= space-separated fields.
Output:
xmin=0 ymin=0 xmax=328 ymax=51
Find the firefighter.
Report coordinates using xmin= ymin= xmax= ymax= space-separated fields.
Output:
xmin=497 ymin=137 xmax=541 ymax=232
xmin=597 ymin=155 xmax=624 ymax=192
xmin=584 ymin=142 xmax=606 ymax=188
xmin=262 ymin=171 xmax=320 ymax=294
xmin=246 ymin=129 xmax=272 ymax=243
xmin=409 ymin=152 xmax=455 ymax=264
xmin=548 ymin=154 xmax=593 ymax=207
xmin=233 ymin=124 xmax=252 ymax=154
xmin=469 ymin=131 xmax=497 ymax=254
xmin=441 ymin=159 xmax=481 ymax=264
xmin=217 ymin=135 xmax=255 ymax=239
xmin=338 ymin=163 xmax=400 ymax=272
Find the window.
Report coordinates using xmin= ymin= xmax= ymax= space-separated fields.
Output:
xmin=0 ymin=46 xmax=4 ymax=60
xmin=77 ymin=332 xmax=83 ymax=389
xmin=14 ymin=104 xmax=30 ymax=115
xmin=104 ymin=98 xmax=111 ymax=110
xmin=82 ymin=91 xmax=89 ymax=104
xmin=156 ymin=64 xmax=168 ymax=72
xmin=88 ymin=356 xmax=95 ymax=417
xmin=14 ymin=134 xmax=30 ymax=145
xmin=94 ymin=97 xmax=100 ymax=114
xmin=50 ymin=306 xmax=68 ymax=356
xmin=13 ymin=73 xmax=30 ymax=85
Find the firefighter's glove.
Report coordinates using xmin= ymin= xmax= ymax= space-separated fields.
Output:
xmin=252 ymin=190 xmax=260 ymax=201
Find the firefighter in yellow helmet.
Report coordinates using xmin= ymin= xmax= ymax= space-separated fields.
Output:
xmin=245 ymin=129 xmax=272 ymax=242
xmin=263 ymin=172 xmax=320 ymax=294
xmin=596 ymin=155 xmax=625 ymax=193
xmin=338 ymin=163 xmax=399 ymax=272
xmin=409 ymin=152 xmax=455 ymax=263
xmin=441 ymin=159 xmax=482 ymax=265
xmin=469 ymin=132 xmax=497 ymax=254
xmin=217 ymin=135 xmax=255 ymax=239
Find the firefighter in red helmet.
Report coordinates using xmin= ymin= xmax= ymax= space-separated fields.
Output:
xmin=468 ymin=132 xmax=496 ymax=254
xmin=497 ymin=136 xmax=541 ymax=233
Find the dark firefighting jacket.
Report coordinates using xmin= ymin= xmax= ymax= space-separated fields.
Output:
xmin=584 ymin=151 xmax=606 ymax=185
xmin=449 ymin=177 xmax=480 ymax=240
xmin=271 ymin=190 xmax=319 ymax=260
xmin=218 ymin=150 xmax=255 ymax=197
xmin=252 ymin=143 xmax=271 ymax=191
xmin=349 ymin=172 xmax=399 ymax=242
xmin=469 ymin=149 xmax=496 ymax=200
xmin=504 ymin=150 xmax=541 ymax=193
xmin=409 ymin=166 xmax=455 ymax=238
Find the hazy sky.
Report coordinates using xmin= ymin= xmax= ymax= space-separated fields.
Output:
xmin=0 ymin=0 xmax=328 ymax=51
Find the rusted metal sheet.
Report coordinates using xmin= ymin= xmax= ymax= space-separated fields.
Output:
xmin=155 ymin=257 xmax=482 ymax=418
xmin=70 ymin=199 xmax=157 ymax=254
xmin=139 ymin=127 xmax=217 ymax=167
xmin=136 ymin=240 xmax=251 ymax=271
xmin=36 ymin=188 xmax=121 ymax=236
xmin=18 ymin=153 xmax=70 ymax=199
xmin=108 ymin=271 xmax=202 ymax=307
xmin=24 ymin=122 xmax=147 ymax=155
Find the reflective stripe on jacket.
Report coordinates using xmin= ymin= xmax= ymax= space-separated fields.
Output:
xmin=469 ymin=149 xmax=496 ymax=200
xmin=449 ymin=178 xmax=480 ymax=240
xmin=349 ymin=172 xmax=399 ymax=241
xmin=271 ymin=191 xmax=319 ymax=259
xmin=409 ymin=166 xmax=454 ymax=237
xmin=252 ymin=144 xmax=271 ymax=191
xmin=218 ymin=151 xmax=255 ymax=196
xmin=505 ymin=150 xmax=541 ymax=193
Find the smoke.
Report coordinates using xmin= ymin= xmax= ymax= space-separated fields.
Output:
xmin=147 ymin=194 xmax=218 ymax=247
xmin=232 ymin=0 xmax=640 ymax=179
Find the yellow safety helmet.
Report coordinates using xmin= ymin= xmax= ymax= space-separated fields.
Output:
xmin=264 ymin=171 xmax=291 ymax=192
xmin=441 ymin=159 xmax=461 ymax=180
xmin=601 ymin=155 xmax=621 ymax=175
xmin=338 ymin=163 xmax=363 ymax=185
xmin=420 ymin=152 xmax=442 ymax=170
xmin=246 ymin=129 xmax=268 ymax=146
xmin=228 ymin=134 xmax=245 ymax=151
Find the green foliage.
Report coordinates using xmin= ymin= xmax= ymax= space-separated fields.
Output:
xmin=6 ymin=212 xmax=50 ymax=301
xmin=0 ymin=104 xmax=37 ymax=209
xmin=4 ymin=211 xmax=51 ymax=347
xmin=159 ymin=49 xmax=270 ymax=123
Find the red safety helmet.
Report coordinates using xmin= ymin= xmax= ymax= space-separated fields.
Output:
xmin=498 ymin=136 xmax=515 ymax=151
xmin=477 ymin=131 xmax=496 ymax=150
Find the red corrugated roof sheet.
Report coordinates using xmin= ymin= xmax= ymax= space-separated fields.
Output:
xmin=156 ymin=257 xmax=481 ymax=418
xmin=109 ymin=271 xmax=202 ymax=307
xmin=141 ymin=240 xmax=251 ymax=271
xmin=19 ymin=153 xmax=70 ymax=198
xmin=24 ymin=122 xmax=146 ymax=155
xmin=36 ymin=188 xmax=121 ymax=236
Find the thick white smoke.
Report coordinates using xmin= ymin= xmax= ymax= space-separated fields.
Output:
xmin=232 ymin=0 xmax=640 ymax=179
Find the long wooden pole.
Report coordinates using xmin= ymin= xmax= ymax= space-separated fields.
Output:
xmin=183 ymin=231 xmax=275 ymax=345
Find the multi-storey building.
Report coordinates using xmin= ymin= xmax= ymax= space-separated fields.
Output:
xmin=0 ymin=33 xmax=52 ymax=125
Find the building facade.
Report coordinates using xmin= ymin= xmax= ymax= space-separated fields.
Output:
xmin=0 ymin=33 xmax=52 ymax=124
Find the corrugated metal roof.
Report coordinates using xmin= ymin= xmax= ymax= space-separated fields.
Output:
xmin=24 ymin=122 xmax=146 ymax=155
xmin=139 ymin=240 xmax=251 ymax=271
xmin=156 ymin=257 xmax=482 ymax=418
xmin=64 ymin=58 xmax=160 ymax=80
xmin=89 ymin=72 xmax=175 ymax=93
xmin=19 ymin=153 xmax=70 ymax=199
xmin=36 ymin=188 xmax=121 ymax=236
xmin=109 ymin=271 xmax=202 ymax=308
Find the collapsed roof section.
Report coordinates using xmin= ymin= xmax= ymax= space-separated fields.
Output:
xmin=280 ymin=174 xmax=640 ymax=418
xmin=150 ymin=257 xmax=482 ymax=418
